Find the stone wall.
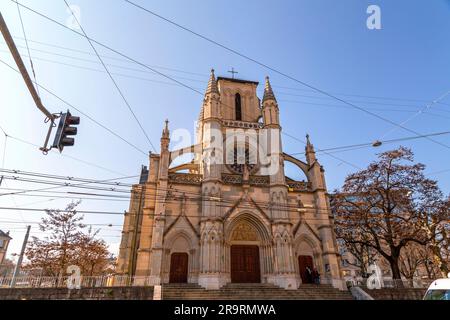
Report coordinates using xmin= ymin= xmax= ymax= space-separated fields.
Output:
xmin=0 ymin=287 xmax=154 ymax=300
xmin=361 ymin=287 xmax=426 ymax=300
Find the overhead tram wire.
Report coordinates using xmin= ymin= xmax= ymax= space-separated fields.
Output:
xmin=379 ymin=89 xmax=450 ymax=139
xmin=11 ymin=2 xmax=431 ymax=172
xmin=9 ymin=2 xmax=362 ymax=170
xmin=10 ymin=1 xmax=207 ymax=94
xmin=0 ymin=172 xmax=139 ymax=197
xmin=0 ymin=125 xmax=27 ymax=223
xmin=12 ymin=139 xmax=126 ymax=175
xmin=11 ymin=36 xmax=209 ymax=77
xmin=5 ymin=38 xmax=448 ymax=112
xmin=1 ymin=131 xmax=128 ymax=176
xmin=1 ymin=169 xmax=448 ymax=215
xmin=0 ymin=168 xmax=135 ymax=187
xmin=4 ymin=46 xmax=450 ymax=126
xmin=0 ymin=4 xmax=388 ymax=173
xmin=15 ymin=0 xmax=40 ymax=97
xmin=64 ymin=0 xmax=157 ymax=153
xmin=4 ymin=47 xmax=450 ymax=123
xmin=6 ymin=35 xmax=450 ymax=108
xmin=0 ymin=58 xmax=148 ymax=157
xmin=0 ymin=190 xmax=130 ymax=202
xmin=5 ymin=47 xmax=450 ymax=119
xmin=123 ymin=0 xmax=450 ymax=151
xmin=1 ymin=175 xmax=133 ymax=193
xmin=5 ymin=39 xmax=450 ymax=113
xmin=289 ymin=130 xmax=450 ymax=156
xmin=0 ymin=201 xmax=446 ymax=222
xmin=0 ymin=120 xmax=133 ymax=176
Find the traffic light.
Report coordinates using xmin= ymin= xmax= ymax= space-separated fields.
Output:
xmin=52 ymin=110 xmax=80 ymax=153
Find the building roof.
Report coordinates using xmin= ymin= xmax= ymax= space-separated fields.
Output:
xmin=0 ymin=230 xmax=12 ymax=239
xmin=216 ymin=76 xmax=259 ymax=85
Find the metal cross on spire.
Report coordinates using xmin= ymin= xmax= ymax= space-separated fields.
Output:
xmin=228 ymin=67 xmax=238 ymax=79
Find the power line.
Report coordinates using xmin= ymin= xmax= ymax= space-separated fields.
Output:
xmin=1 ymin=175 xmax=133 ymax=193
xmin=64 ymin=0 xmax=157 ymax=153
xmin=5 ymin=46 xmax=450 ymax=126
xmin=380 ymin=89 xmax=450 ymax=139
xmin=0 ymin=191 xmax=130 ymax=202
xmin=0 ymin=168 xmax=135 ymax=187
xmin=0 ymin=126 xmax=27 ymax=223
xmin=0 ymin=58 xmax=148 ymax=157
xmin=0 ymin=122 xmax=131 ymax=176
xmin=6 ymin=46 xmax=450 ymax=118
xmin=7 ymin=38 xmax=450 ymax=115
xmin=0 ymin=187 xmax=131 ymax=199
xmin=7 ymin=1 xmax=363 ymax=170
xmin=0 ymin=172 xmax=139 ymax=197
xmin=289 ymin=130 xmax=450 ymax=156
xmin=124 ymin=0 xmax=450 ymax=151
xmin=6 ymin=134 xmax=128 ymax=176
xmin=11 ymin=36 xmax=208 ymax=77
xmin=15 ymin=1 xmax=40 ymax=97
xmin=12 ymin=1 xmax=442 ymax=174
xmin=5 ymin=47 xmax=450 ymax=124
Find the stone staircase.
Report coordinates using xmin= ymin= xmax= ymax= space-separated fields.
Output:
xmin=162 ymin=283 xmax=354 ymax=300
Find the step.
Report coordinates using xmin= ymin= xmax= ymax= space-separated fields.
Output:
xmin=161 ymin=283 xmax=353 ymax=300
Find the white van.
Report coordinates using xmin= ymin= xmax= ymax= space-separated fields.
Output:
xmin=423 ymin=277 xmax=450 ymax=300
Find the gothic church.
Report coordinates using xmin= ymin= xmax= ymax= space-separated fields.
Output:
xmin=117 ymin=70 xmax=343 ymax=290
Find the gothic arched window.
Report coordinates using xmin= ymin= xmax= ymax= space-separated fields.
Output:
xmin=235 ymin=93 xmax=242 ymax=121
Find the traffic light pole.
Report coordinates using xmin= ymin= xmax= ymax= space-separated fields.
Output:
xmin=0 ymin=12 xmax=55 ymax=121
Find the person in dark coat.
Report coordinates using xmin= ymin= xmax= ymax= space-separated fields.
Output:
xmin=305 ymin=266 xmax=313 ymax=283
xmin=312 ymin=268 xmax=321 ymax=284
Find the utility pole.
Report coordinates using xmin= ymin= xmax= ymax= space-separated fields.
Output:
xmin=0 ymin=12 xmax=80 ymax=154
xmin=10 ymin=225 xmax=31 ymax=288
xmin=0 ymin=12 xmax=54 ymax=121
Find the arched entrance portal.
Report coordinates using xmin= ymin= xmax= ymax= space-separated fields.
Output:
xmin=169 ymin=252 xmax=188 ymax=283
xmin=226 ymin=214 xmax=271 ymax=284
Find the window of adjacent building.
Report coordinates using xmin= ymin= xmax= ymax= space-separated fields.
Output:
xmin=235 ymin=93 xmax=242 ymax=121
xmin=0 ymin=240 xmax=4 ymax=248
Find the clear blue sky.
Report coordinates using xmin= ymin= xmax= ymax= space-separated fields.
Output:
xmin=0 ymin=0 xmax=449 ymax=258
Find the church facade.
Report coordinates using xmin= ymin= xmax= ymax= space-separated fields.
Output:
xmin=117 ymin=70 xmax=343 ymax=290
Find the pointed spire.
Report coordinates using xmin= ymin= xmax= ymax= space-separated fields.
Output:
xmin=162 ymin=119 xmax=169 ymax=139
xmin=305 ymin=133 xmax=314 ymax=151
xmin=262 ymin=76 xmax=276 ymax=103
xmin=305 ymin=133 xmax=316 ymax=165
xmin=205 ymin=68 xmax=219 ymax=95
xmin=161 ymin=119 xmax=170 ymax=151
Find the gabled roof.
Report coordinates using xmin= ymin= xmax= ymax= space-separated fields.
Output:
xmin=0 ymin=230 xmax=12 ymax=239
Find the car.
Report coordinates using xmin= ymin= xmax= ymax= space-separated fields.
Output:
xmin=423 ymin=275 xmax=450 ymax=300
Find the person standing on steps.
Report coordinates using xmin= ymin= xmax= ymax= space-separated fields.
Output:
xmin=313 ymin=268 xmax=320 ymax=285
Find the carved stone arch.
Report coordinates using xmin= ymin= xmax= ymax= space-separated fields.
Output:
xmin=165 ymin=230 xmax=196 ymax=253
xmin=282 ymin=153 xmax=310 ymax=182
xmin=225 ymin=211 xmax=271 ymax=245
xmin=294 ymin=231 xmax=323 ymax=269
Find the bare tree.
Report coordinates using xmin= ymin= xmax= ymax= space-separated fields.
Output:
xmin=399 ymin=243 xmax=425 ymax=280
xmin=332 ymin=147 xmax=448 ymax=281
xmin=25 ymin=201 xmax=114 ymax=277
